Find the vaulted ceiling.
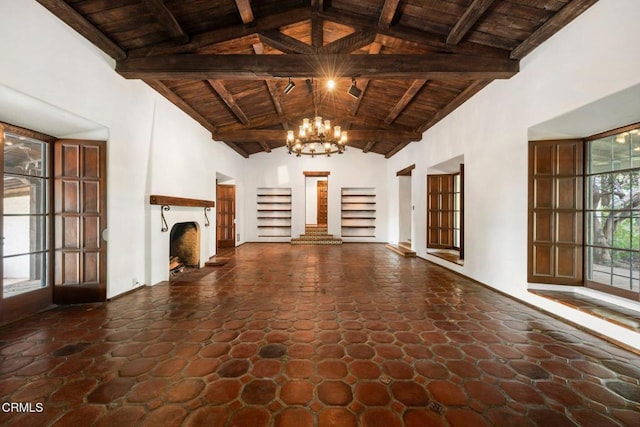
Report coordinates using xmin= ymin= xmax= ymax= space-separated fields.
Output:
xmin=37 ymin=0 xmax=598 ymax=158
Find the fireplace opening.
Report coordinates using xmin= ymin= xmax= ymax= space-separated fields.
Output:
xmin=169 ymin=222 xmax=200 ymax=277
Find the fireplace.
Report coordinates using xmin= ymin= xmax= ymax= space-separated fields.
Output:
xmin=169 ymin=222 xmax=200 ymax=275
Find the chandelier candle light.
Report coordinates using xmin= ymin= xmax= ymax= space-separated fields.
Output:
xmin=286 ymin=116 xmax=347 ymax=157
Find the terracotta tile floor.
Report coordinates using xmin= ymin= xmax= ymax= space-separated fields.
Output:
xmin=1 ymin=243 xmax=639 ymax=426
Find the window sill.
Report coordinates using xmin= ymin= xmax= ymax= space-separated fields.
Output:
xmin=427 ymin=249 xmax=463 ymax=266
xmin=528 ymin=286 xmax=640 ymax=333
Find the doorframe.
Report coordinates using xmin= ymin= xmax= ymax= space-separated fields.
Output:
xmin=397 ymin=164 xmax=415 ymax=246
xmin=303 ymin=171 xmax=330 ymax=227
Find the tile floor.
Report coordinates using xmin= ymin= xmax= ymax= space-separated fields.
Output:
xmin=0 ymin=243 xmax=639 ymax=426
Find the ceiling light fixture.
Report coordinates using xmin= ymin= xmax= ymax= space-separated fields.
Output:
xmin=286 ymin=115 xmax=347 ymax=157
xmin=347 ymin=78 xmax=362 ymax=99
xmin=283 ymin=77 xmax=295 ymax=94
xmin=305 ymin=78 xmax=313 ymax=94
xmin=327 ymin=79 xmax=336 ymax=91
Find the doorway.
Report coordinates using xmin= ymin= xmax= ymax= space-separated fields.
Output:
xmin=304 ymin=171 xmax=330 ymax=227
xmin=1 ymin=125 xmax=107 ymax=324
xmin=397 ymin=164 xmax=414 ymax=247
xmin=216 ymin=183 xmax=236 ymax=249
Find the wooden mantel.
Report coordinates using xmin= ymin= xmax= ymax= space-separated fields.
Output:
xmin=149 ymin=195 xmax=215 ymax=208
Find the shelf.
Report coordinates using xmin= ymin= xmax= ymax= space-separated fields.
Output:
xmin=341 ymin=187 xmax=376 ymax=238
xmin=257 ymin=187 xmax=292 ymax=238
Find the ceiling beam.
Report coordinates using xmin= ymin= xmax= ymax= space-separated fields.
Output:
xmin=258 ymin=30 xmax=316 ymax=54
xmin=378 ymin=0 xmax=401 ymax=29
xmin=351 ymin=42 xmax=382 ymax=116
xmin=385 ymin=140 xmax=411 ymax=158
xmin=446 ymin=0 xmax=496 ymax=46
xmin=217 ymin=139 xmax=250 ymax=158
xmin=362 ymin=141 xmax=376 ymax=153
xmin=207 ymin=80 xmax=250 ymax=126
xmin=311 ymin=13 xmax=323 ymax=48
xmin=143 ymin=0 xmax=188 ymax=43
xmin=128 ymin=8 xmax=310 ymax=57
xmin=384 ymin=79 xmax=427 ymax=125
xmin=144 ymin=80 xmax=216 ymax=134
xmin=213 ymin=129 xmax=422 ymax=144
xmin=258 ymin=141 xmax=272 ymax=153
xmin=318 ymin=9 xmax=509 ymax=59
xmin=117 ymin=53 xmax=519 ymax=80
xmin=234 ymin=0 xmax=254 ymax=25
xmin=416 ymin=79 xmax=491 ymax=133
xmin=35 ymin=0 xmax=126 ymax=60
xmin=319 ymin=31 xmax=376 ymax=54
xmin=510 ymin=0 xmax=598 ymax=59
xmin=252 ymin=43 xmax=287 ymax=129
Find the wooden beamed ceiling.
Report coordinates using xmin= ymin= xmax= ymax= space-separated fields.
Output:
xmin=37 ymin=0 xmax=598 ymax=158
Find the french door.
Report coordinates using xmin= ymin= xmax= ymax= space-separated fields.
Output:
xmin=1 ymin=126 xmax=52 ymax=324
xmin=0 ymin=126 xmax=107 ymax=324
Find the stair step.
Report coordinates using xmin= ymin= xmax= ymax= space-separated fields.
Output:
xmin=291 ymin=238 xmax=343 ymax=245
xmin=385 ymin=243 xmax=416 ymax=257
xmin=399 ymin=241 xmax=412 ymax=251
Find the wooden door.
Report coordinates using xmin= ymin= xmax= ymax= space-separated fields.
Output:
xmin=317 ymin=180 xmax=327 ymax=225
xmin=528 ymin=139 xmax=583 ymax=284
xmin=216 ymin=184 xmax=236 ymax=248
xmin=1 ymin=125 xmax=53 ymax=324
xmin=54 ymin=139 xmax=107 ymax=303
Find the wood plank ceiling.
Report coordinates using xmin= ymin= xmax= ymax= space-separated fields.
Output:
xmin=37 ymin=0 xmax=598 ymax=158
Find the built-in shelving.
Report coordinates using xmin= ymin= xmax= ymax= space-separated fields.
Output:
xmin=257 ymin=187 xmax=292 ymax=237
xmin=341 ymin=187 xmax=376 ymax=237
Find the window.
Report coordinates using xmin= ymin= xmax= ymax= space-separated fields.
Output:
xmin=585 ymin=125 xmax=640 ymax=299
xmin=427 ymin=164 xmax=464 ymax=263
xmin=528 ymin=123 xmax=640 ymax=301
xmin=2 ymin=131 xmax=50 ymax=298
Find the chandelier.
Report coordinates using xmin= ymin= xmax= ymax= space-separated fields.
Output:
xmin=286 ymin=116 xmax=347 ymax=157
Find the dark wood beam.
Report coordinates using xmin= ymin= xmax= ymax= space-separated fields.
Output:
xmin=234 ymin=0 xmax=254 ymax=24
xmin=252 ymin=44 xmax=287 ymax=129
xmin=385 ymin=140 xmax=412 ymax=158
xmin=218 ymin=139 xmax=250 ymax=158
xmin=258 ymin=30 xmax=315 ymax=54
xmin=35 ymin=0 xmax=126 ymax=60
xmin=258 ymin=141 xmax=272 ymax=153
xmin=207 ymin=80 xmax=250 ymax=126
xmin=143 ymin=0 xmax=188 ymax=43
xmin=446 ymin=0 xmax=496 ymax=46
xmin=379 ymin=0 xmax=401 ymax=29
xmin=117 ymin=53 xmax=519 ymax=80
xmin=511 ymin=0 xmax=598 ymax=60
xmin=319 ymin=9 xmax=509 ymax=59
xmin=351 ymin=42 xmax=382 ymax=116
xmin=144 ymin=79 xmax=216 ymax=134
xmin=319 ymin=31 xmax=376 ymax=54
xmin=214 ymin=129 xmax=422 ymax=144
xmin=128 ymin=8 xmax=310 ymax=57
xmin=384 ymin=79 xmax=427 ymax=125
xmin=416 ymin=80 xmax=491 ymax=133
xmin=362 ymin=141 xmax=376 ymax=153
xmin=150 ymin=195 xmax=215 ymax=207
xmin=311 ymin=13 xmax=323 ymax=49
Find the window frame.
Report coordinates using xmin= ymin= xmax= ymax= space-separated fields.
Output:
xmin=427 ymin=164 xmax=464 ymax=262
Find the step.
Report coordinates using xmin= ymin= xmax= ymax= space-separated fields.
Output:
xmin=304 ymin=229 xmax=329 ymax=235
xmin=291 ymin=238 xmax=343 ymax=245
xmin=399 ymin=241 xmax=413 ymax=251
xmin=297 ymin=234 xmax=336 ymax=240
xmin=385 ymin=243 xmax=416 ymax=257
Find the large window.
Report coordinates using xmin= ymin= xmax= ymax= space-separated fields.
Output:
xmin=3 ymin=132 xmax=49 ymax=298
xmin=427 ymin=164 xmax=464 ymax=262
xmin=528 ymin=123 xmax=640 ymax=301
xmin=585 ymin=125 xmax=640 ymax=299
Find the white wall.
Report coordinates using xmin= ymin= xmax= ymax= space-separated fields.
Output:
xmin=245 ymin=148 xmax=389 ymax=242
xmin=385 ymin=0 xmax=640 ymax=349
xmin=0 ymin=0 xmax=244 ymax=297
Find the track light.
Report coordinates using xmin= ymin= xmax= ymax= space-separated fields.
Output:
xmin=283 ymin=78 xmax=295 ymax=94
xmin=305 ymin=78 xmax=313 ymax=94
xmin=347 ymin=78 xmax=362 ymax=99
